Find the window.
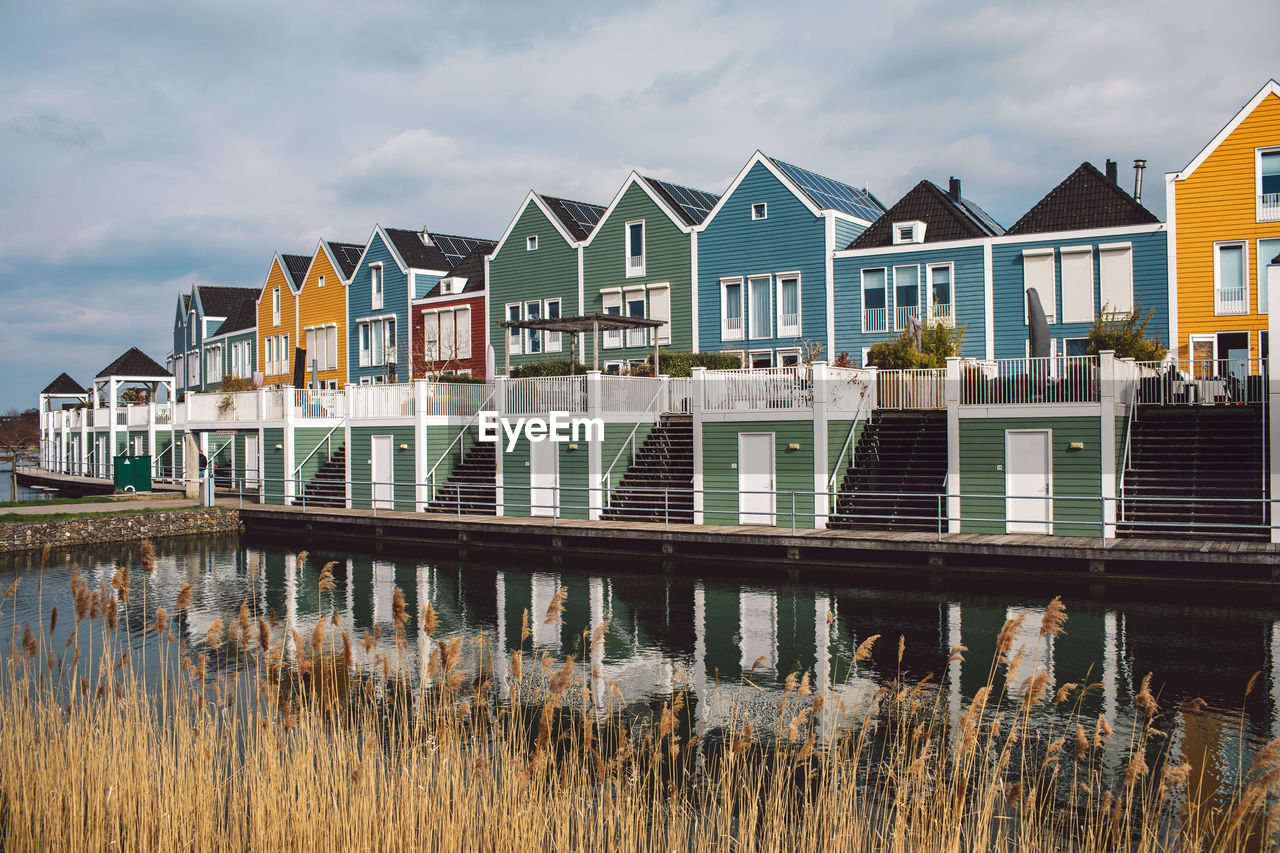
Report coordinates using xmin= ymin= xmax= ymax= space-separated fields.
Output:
xmin=893 ymin=265 xmax=920 ymax=330
xmin=778 ymin=350 xmax=801 ymax=367
xmin=205 ymin=346 xmax=222 ymax=384
xmin=1098 ymin=243 xmax=1134 ymax=315
xmin=527 ymin=235 xmax=538 ymax=251
xmin=188 ymin=355 xmax=199 ymax=386
xmin=544 ymin=299 xmax=561 ymax=353
xmin=524 ymin=300 xmax=542 ymax=354
xmin=777 ymin=275 xmax=800 ymax=337
xmin=748 ymin=276 xmax=772 ymax=339
xmin=318 ymin=275 xmax=325 ymax=289
xmin=456 ymin=307 xmax=472 ymax=360
xmin=602 ymin=291 xmax=623 ymax=349
xmin=893 ymin=221 xmax=926 ymax=245
xmin=272 ymin=289 xmax=280 ymax=327
xmin=749 ymin=351 xmax=774 ymax=369
xmin=358 ymin=319 xmax=395 ymax=367
xmin=721 ymin=278 xmax=743 ymax=341
xmin=1022 ymin=249 xmax=1056 ymax=324
xmin=752 ymin=203 xmax=767 ymax=220
xmin=506 ymin=304 xmax=522 ymax=356
xmin=626 ymin=221 xmax=645 ymax=277
xmin=423 ymin=312 xmax=439 ymax=363
xmin=861 ymin=268 xmax=887 ymax=333
xmin=1259 ymin=148 xmax=1280 ymax=221
xmin=265 ymin=336 xmax=275 ymax=374
xmin=304 ymin=327 xmax=337 ymax=372
xmin=926 ymin=264 xmax=952 ymax=324
xmin=1060 ymin=246 xmax=1094 ymax=324
xmin=1257 ymin=238 xmax=1280 ymax=314
xmin=1214 ymin=242 xmax=1248 ymax=315
xmin=1063 ymin=338 xmax=1090 ymax=357
xmin=371 ymin=264 xmax=384 ymax=311
xmin=281 ymin=334 xmax=289 ymax=373
xmin=625 ymin=290 xmax=647 ymax=347
xmin=189 ymin=310 xmax=197 ymax=345
xmin=648 ymin=285 xmax=671 ymax=346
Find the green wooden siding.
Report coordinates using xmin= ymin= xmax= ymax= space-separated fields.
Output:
xmin=488 ymin=202 xmax=582 ymax=371
xmin=582 ymin=182 xmax=693 ymax=361
xmin=423 ymin=424 xmax=479 ymax=502
xmin=350 ymin=427 xmax=417 ymax=511
xmin=701 ymin=421 xmax=816 ymax=528
xmin=495 ymin=436 xmax=590 ymax=519
xmin=601 ymin=421 xmax=654 ymax=497
xmin=295 ymin=427 xmax=339 ymax=494
xmin=502 ymin=440 xmax=530 ymax=516
xmin=958 ymin=417 xmax=1103 ymax=537
xmin=262 ymin=428 xmax=285 ymax=505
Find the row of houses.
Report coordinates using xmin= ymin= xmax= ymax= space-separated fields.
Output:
xmin=167 ymin=82 xmax=1278 ymax=396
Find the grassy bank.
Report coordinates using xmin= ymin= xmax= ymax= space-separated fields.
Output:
xmin=0 ymin=548 xmax=1275 ymax=851
xmin=0 ymin=507 xmax=186 ymax=524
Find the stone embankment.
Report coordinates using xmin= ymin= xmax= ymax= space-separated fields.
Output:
xmin=0 ymin=508 xmax=241 ymax=553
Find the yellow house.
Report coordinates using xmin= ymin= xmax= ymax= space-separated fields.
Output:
xmin=296 ymin=241 xmax=364 ymax=388
xmin=1167 ymin=79 xmax=1280 ymax=365
xmin=256 ymin=253 xmax=309 ymax=387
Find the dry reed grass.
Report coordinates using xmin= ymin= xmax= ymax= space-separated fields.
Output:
xmin=0 ymin=571 xmax=1274 ymax=852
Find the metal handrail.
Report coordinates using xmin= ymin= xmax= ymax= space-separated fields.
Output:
xmin=293 ymin=420 xmax=344 ymax=481
xmin=827 ymin=382 xmax=873 ymax=491
xmin=425 ymin=387 xmax=496 ymax=499
xmin=1118 ymin=389 xmax=1138 ymax=505
xmin=600 ymin=382 xmax=667 ymax=506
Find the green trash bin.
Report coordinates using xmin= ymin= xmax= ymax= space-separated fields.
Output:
xmin=113 ymin=455 xmax=152 ymax=493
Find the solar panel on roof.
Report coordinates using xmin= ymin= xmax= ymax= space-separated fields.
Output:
xmin=772 ymin=159 xmax=884 ymax=222
xmin=558 ymin=200 xmax=603 ymax=232
xmin=647 ymin=177 xmax=720 ymax=224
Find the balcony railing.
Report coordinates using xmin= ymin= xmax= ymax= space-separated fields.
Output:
xmin=293 ymin=389 xmax=345 ymax=419
xmin=628 ymin=254 xmax=644 ymax=270
xmin=1259 ymin=193 xmax=1280 ymax=222
xmin=1215 ymin=285 xmax=1249 ymax=315
xmin=1133 ymin=358 xmax=1268 ymax=405
xmin=421 ymin=383 xmax=489 ymax=418
xmin=862 ymin=307 xmax=887 ymax=333
xmin=877 ymin=368 xmax=946 ymax=409
xmin=723 ymin=316 xmax=743 ymax=340
xmin=780 ymin=313 xmax=800 ymax=336
xmin=504 ymin=376 xmax=586 ymax=415
xmin=960 ymin=356 xmax=1100 ymax=405
xmin=928 ymin=302 xmax=955 ymax=327
xmin=894 ymin=305 xmax=921 ymax=331
xmin=701 ymin=367 xmax=811 ymax=412
xmin=348 ymin=384 xmax=412 ymax=419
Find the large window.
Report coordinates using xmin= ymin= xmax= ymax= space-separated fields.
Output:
xmin=524 ymin=300 xmax=542 ymax=354
xmin=721 ymin=278 xmax=743 ymax=341
xmin=748 ymin=275 xmax=771 ymax=339
xmin=1214 ymin=242 xmax=1248 ymax=315
xmin=422 ymin=308 xmax=473 ymax=364
xmin=1098 ymin=243 xmax=1134 ymax=315
xmin=861 ymin=268 xmax=887 ymax=333
xmin=893 ymin=265 xmax=920 ymax=330
xmin=358 ymin=319 xmax=395 ymax=367
xmin=304 ymin=326 xmax=338 ymax=372
xmin=1259 ymin=148 xmax=1280 ymax=221
xmin=371 ymin=264 xmax=384 ymax=311
xmin=625 ymin=290 xmax=647 ymax=347
xmin=1060 ymin=246 xmax=1094 ymax=324
xmin=926 ymin=264 xmax=952 ymax=324
xmin=545 ymin=299 xmax=561 ymax=353
xmin=204 ymin=345 xmax=222 ymax=384
xmin=507 ymin=304 xmax=522 ymax=355
xmin=1258 ymin=237 xmax=1280 ymax=314
xmin=1022 ymin=249 xmax=1057 ymax=324
xmin=603 ymin=291 xmax=623 ymax=349
xmin=649 ymin=285 xmax=671 ymax=346
xmin=626 ymin=221 xmax=645 ymax=277
xmin=777 ymin=275 xmax=800 ymax=337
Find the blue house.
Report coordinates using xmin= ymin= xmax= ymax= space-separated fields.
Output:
xmin=832 ymin=177 xmax=1005 ymax=364
xmin=170 ymin=284 xmax=261 ymax=395
xmin=992 ymin=162 xmax=1167 ymax=359
xmin=347 ymin=226 xmax=494 ymax=384
xmin=696 ymin=152 xmax=885 ymax=367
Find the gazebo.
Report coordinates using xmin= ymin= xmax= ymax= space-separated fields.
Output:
xmin=499 ymin=313 xmax=666 ymax=374
xmin=38 ymin=373 xmax=89 ymax=470
xmin=94 ymin=347 xmax=176 ymax=478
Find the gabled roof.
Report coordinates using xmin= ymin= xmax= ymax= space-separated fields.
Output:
xmin=1173 ymin=79 xmax=1280 ymax=181
xmin=539 ymin=196 xmax=606 ymax=241
xmin=194 ymin=285 xmax=260 ymax=318
xmin=325 ymin=241 xmax=365 ymax=279
xmin=281 ymin=254 xmax=311 ymax=290
xmin=849 ymin=180 xmax=1004 ymax=249
xmin=384 ymin=228 xmax=495 ymax=273
xmin=1004 ymin=162 xmax=1159 ymax=235
xmin=209 ymin=298 xmax=257 ymax=339
xmin=96 ymin=347 xmax=171 ymax=379
xmin=181 ymin=293 xmax=190 ymax=311
xmin=642 ymin=177 xmax=721 ymax=226
xmin=416 ymin=247 xmax=488 ymax=299
xmin=41 ymin=372 xmax=86 ymax=396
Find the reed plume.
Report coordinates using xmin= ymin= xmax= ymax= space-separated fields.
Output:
xmin=175 ymin=583 xmax=193 ymax=612
xmin=140 ymin=540 xmax=156 ymax=573
xmin=151 ymin=608 xmax=169 ymax=634
xmin=544 ymin=587 xmax=567 ymax=625
xmin=1040 ymin=595 xmax=1067 ymax=637
xmin=854 ymin=634 xmax=880 ymax=662
xmin=318 ymin=561 xmax=337 ymax=593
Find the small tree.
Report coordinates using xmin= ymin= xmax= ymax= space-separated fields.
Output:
xmin=0 ymin=409 xmax=39 ymax=499
xmin=1086 ymin=303 xmax=1167 ymax=361
xmin=866 ymin=321 xmax=965 ymax=369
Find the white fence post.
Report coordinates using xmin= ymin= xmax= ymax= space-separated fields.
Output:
xmin=812 ymin=361 xmax=830 ymax=528
xmin=493 ymin=376 xmax=506 ymax=517
xmin=691 ymin=367 xmax=706 ymax=525
xmin=415 ymin=379 xmax=428 ymax=513
xmin=1269 ymin=275 xmax=1280 ymax=544
xmin=587 ymin=370 xmax=603 ymax=521
xmin=1099 ymin=350 xmax=1117 ymax=539
xmin=945 ymin=357 xmax=961 ymax=534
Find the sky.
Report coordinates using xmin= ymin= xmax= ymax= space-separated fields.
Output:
xmin=2 ymin=0 xmax=1277 ymax=410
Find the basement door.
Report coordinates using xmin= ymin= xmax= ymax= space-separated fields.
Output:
xmin=529 ymin=438 xmax=559 ymax=517
xmin=1005 ymin=430 xmax=1052 ymax=534
xmin=371 ymin=435 xmax=394 ymax=510
xmin=243 ymin=435 xmax=259 ymax=490
xmin=738 ymin=432 xmax=776 ymax=525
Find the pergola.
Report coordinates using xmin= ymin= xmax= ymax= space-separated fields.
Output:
xmin=499 ymin=313 xmax=666 ymax=374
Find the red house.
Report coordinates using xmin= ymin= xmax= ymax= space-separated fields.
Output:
xmin=411 ymin=248 xmax=490 ymax=379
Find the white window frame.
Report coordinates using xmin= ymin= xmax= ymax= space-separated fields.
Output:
xmin=1214 ymin=241 xmax=1249 ymax=316
xmin=1062 ymin=337 xmax=1090 ymax=357
xmin=1098 ymin=242 xmax=1134 ymax=316
xmin=271 ymin=289 xmax=280 ymax=327
xmin=1257 ymin=146 xmax=1280 ymax=222
xmin=189 ymin=310 xmax=197 ymax=345
xmin=601 ymin=289 xmax=623 ymax=350
xmin=625 ymin=220 xmax=645 ymax=278
xmin=777 ymin=349 xmax=801 ymax=367
xmin=776 ymin=272 xmax=801 ymax=338
xmin=1257 ymin=237 xmax=1280 ymax=315
xmin=747 ymin=275 xmax=772 ymax=340
xmin=925 ymin=262 xmax=954 ymax=324
xmin=751 ymin=202 xmax=768 ymax=220
xmin=527 ymin=235 xmax=538 ymax=251
xmin=524 ymin=300 xmax=542 ymax=354
xmin=318 ymin=275 xmax=325 ymax=289
xmin=748 ymin=350 xmax=774 ymax=369
xmin=1022 ymin=248 xmax=1057 ymax=325
xmin=506 ymin=303 xmax=522 ymax=356
xmin=647 ymin=283 xmax=671 ymax=346
xmin=544 ymin=298 xmax=562 ymax=353
xmin=370 ymin=263 xmax=384 ymax=311
xmin=893 ymin=221 xmax=926 ymax=245
xmin=720 ymin=277 xmax=744 ymax=341
xmin=1059 ymin=245 xmax=1095 ymax=324
xmin=892 ymin=264 xmax=921 ymax=331
xmin=861 ymin=268 xmax=888 ymax=333
xmin=624 ymin=287 xmax=647 ymax=348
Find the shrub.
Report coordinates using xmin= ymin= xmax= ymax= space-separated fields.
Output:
xmin=643 ymin=350 xmax=744 ymax=376
xmin=434 ymin=373 xmax=483 ymax=384
xmin=1086 ymin=303 xmax=1167 ymax=361
xmin=867 ymin=321 xmax=965 ymax=369
xmin=509 ymin=360 xmax=589 ymax=378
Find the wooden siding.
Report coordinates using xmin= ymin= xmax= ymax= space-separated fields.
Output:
xmin=411 ymin=293 xmax=488 ymax=379
xmin=958 ymin=417 xmax=1102 ymax=536
xmin=501 ymin=440 xmax=530 ymax=516
xmin=488 ymin=202 xmax=581 ymax=372
xmin=297 ymin=247 xmax=348 ymax=386
xmin=262 ymin=428 xmax=285 ymax=504
xmin=698 ymin=162 xmax=830 ymax=358
xmin=583 ymin=181 xmax=694 ymax=362
xmin=834 ymin=218 xmax=866 ymax=251
xmin=1174 ymin=92 xmax=1280 ymax=357
xmin=257 ymin=258 xmax=300 ymax=386
xmin=700 ymin=421 xmax=816 ymax=528
xmin=602 ymin=422 xmax=654 ymax=496
xmin=834 ymin=243 xmax=989 ymax=362
xmin=349 ymin=426 xmax=417 ymax=511
xmin=990 ymin=229 xmax=1168 ymax=359
xmin=294 ymin=427 xmax=338 ymax=494
xmin=348 ymin=233 xmax=411 ymax=384
xmin=422 ymin=425 xmax=479 ymax=499
xmin=827 ymin=418 xmax=861 ymax=483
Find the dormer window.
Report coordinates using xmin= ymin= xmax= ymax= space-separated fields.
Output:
xmin=893 ymin=221 xmax=926 ymax=245
xmin=752 ymin=202 xmax=767 ymax=220
xmin=527 ymin=235 xmax=538 ymax=251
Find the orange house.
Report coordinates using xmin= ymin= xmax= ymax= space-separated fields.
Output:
xmin=255 ymin=253 xmax=309 ymax=387
xmin=296 ymin=241 xmax=364 ymax=389
xmin=1167 ymin=79 xmax=1280 ymax=365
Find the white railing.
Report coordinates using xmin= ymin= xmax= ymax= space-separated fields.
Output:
xmin=92 ymin=409 xmax=109 ymax=428
xmin=599 ymin=376 xmax=661 ymax=414
xmin=780 ymin=314 xmax=800 ymax=336
xmin=877 ymin=368 xmax=946 ymax=409
xmin=666 ymin=377 xmax=693 ymax=413
xmin=1133 ymin=358 xmax=1267 ymax=405
xmin=894 ymin=305 xmax=921 ymax=331
xmin=155 ymin=403 xmax=172 ymax=425
xmin=959 ymin=356 xmax=1099 ymax=405
xmin=504 ymin=376 xmax=587 ymax=415
xmin=127 ymin=406 xmax=149 ymax=426
xmin=928 ymin=303 xmax=954 ymax=327
xmin=825 ymin=366 xmax=876 ymax=412
xmin=187 ymin=390 xmax=260 ymax=422
xmin=293 ymin=388 xmax=345 ymax=419
xmin=421 ymin=382 xmax=489 ymax=418
xmin=626 ymin=327 xmax=648 ymax=348
xmin=115 ymin=410 xmax=127 ymax=426
xmin=862 ymin=307 xmax=887 ymax=333
xmin=701 ymin=367 xmax=811 ymax=412
xmin=1215 ymin=285 xmax=1249 ymax=315
xmin=629 ymin=254 xmax=644 ymax=270
xmin=723 ymin=317 xmax=743 ymax=339
xmin=1259 ymin=193 xmax=1280 ymax=222
xmin=348 ymin=383 xmax=413 ymax=419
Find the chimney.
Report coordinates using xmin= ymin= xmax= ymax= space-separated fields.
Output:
xmin=948 ymin=177 xmax=961 ymax=201
xmin=1132 ymin=159 xmax=1147 ymax=203
xmin=420 ymin=228 xmax=432 ymax=246
xmin=1105 ymin=159 xmax=1118 ymax=184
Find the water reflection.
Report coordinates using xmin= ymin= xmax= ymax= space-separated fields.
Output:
xmin=1 ymin=534 xmax=1274 ymax=797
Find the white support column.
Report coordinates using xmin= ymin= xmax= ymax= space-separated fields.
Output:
xmin=282 ymin=393 xmax=296 ymax=504
xmin=147 ymin=401 xmax=157 ymax=478
xmin=414 ymin=379 xmax=428 ymax=512
xmin=586 ymin=370 xmax=603 ymax=520
xmin=493 ymin=376 xmax=506 ymax=517
xmin=1098 ymin=350 xmax=1117 ymax=539
xmin=1269 ymin=275 xmax=1279 ymax=544
xmin=691 ymin=366 xmax=706 ymax=525
xmin=811 ymin=361 xmax=830 ymax=528
xmin=945 ymin=357 xmax=961 ymax=533
xmin=107 ymin=377 xmax=118 ymax=480
xmin=78 ymin=407 xmax=88 ymax=476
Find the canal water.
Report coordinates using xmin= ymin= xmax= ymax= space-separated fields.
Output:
xmin=1 ymin=532 xmax=1275 ymax=795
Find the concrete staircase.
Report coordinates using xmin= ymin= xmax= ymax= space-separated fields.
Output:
xmin=829 ymin=410 xmax=948 ymax=532
xmin=426 ymin=441 xmax=496 ymax=515
xmin=298 ymin=445 xmax=347 ymax=508
xmin=601 ymin=414 xmax=694 ymax=524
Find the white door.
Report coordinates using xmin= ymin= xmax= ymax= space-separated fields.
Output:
xmin=1006 ymin=430 xmax=1052 ymax=534
xmin=530 ymin=438 xmax=558 ymax=517
xmin=738 ymin=432 xmax=775 ymax=525
xmin=97 ymin=435 xmax=108 ymax=478
xmin=371 ymin=435 xmax=394 ymax=509
xmin=132 ymin=435 xmax=143 ymax=456
xmin=243 ymin=435 xmax=259 ymax=490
